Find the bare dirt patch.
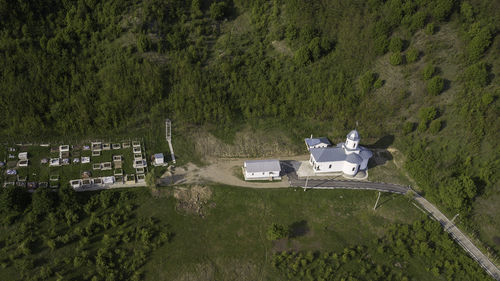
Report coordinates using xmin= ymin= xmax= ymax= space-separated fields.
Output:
xmin=271 ymin=40 xmax=293 ymax=56
xmin=173 ymin=185 xmax=213 ymax=217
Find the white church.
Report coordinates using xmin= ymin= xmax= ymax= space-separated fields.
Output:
xmin=305 ymin=130 xmax=373 ymax=176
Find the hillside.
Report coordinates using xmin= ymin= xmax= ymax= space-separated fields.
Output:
xmin=0 ymin=0 xmax=499 ymax=277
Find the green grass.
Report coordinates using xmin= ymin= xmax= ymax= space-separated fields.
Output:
xmin=0 ymin=185 xmax=491 ymax=280
xmin=139 ymin=186 xmax=427 ymax=280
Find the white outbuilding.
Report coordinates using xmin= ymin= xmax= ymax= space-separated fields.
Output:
xmin=243 ymin=159 xmax=281 ymax=181
xmin=153 ymin=153 xmax=165 ymax=166
xmin=304 ymin=136 xmax=331 ymax=150
xmin=309 ymin=130 xmax=373 ymax=176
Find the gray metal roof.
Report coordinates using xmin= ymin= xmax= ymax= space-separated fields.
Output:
xmin=346 ymin=153 xmax=363 ymax=164
xmin=359 ymin=149 xmax=373 ymax=159
xmin=347 ymin=130 xmax=360 ymax=141
xmin=244 ymin=159 xmax=281 ymax=173
xmin=310 ymin=147 xmax=346 ymax=162
xmin=305 ymin=137 xmax=332 ymax=147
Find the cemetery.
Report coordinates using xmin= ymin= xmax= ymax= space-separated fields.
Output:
xmin=0 ymin=140 xmax=158 ymax=191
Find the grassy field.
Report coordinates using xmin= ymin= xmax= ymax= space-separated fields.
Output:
xmin=139 ymin=186 xmax=429 ymax=280
xmin=0 ymin=184 xmax=491 ymax=280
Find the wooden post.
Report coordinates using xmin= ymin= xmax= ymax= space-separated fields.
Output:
xmin=373 ymin=191 xmax=381 ymax=210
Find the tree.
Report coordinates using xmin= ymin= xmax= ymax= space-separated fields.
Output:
xmin=294 ymin=46 xmax=311 ymax=66
xmin=389 ymin=53 xmax=403 ymax=66
xmin=464 ymin=62 xmax=489 ymax=88
xmin=0 ymin=186 xmax=30 ymax=213
xmin=402 ymin=122 xmax=415 ymax=135
xmin=406 ymin=48 xmax=419 ymax=63
xmin=429 ymin=119 xmax=442 ymax=134
xmin=427 ymin=76 xmax=444 ymax=95
xmin=431 ymin=0 xmax=454 ymax=21
xmin=425 ymin=23 xmax=436 ymax=35
xmin=32 ymin=187 xmax=57 ymax=215
xmin=422 ymin=64 xmax=435 ymax=80
xmin=418 ymin=106 xmax=437 ymax=126
xmin=389 ymin=37 xmax=403 ymax=53
xmin=137 ymin=33 xmax=151 ymax=52
xmin=466 ymin=27 xmax=492 ymax=62
xmin=210 ymin=2 xmax=227 ymax=20
xmin=267 ymin=223 xmax=290 ymax=240
xmin=190 ymin=0 xmax=203 ymax=19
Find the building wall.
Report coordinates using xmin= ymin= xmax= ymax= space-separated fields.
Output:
xmin=312 ymin=161 xmax=344 ymax=173
xmin=342 ymin=162 xmax=359 ymax=176
xmin=360 ymin=158 xmax=369 ymax=170
xmin=244 ymin=170 xmax=281 ymax=180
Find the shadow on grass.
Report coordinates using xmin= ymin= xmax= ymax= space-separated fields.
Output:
xmin=289 ymin=220 xmax=309 ymax=238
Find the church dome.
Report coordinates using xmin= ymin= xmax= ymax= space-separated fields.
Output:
xmin=346 ymin=130 xmax=360 ymax=141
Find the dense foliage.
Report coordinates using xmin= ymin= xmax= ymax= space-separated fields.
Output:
xmin=0 ymin=187 xmax=171 ymax=281
xmin=0 ymin=0 xmax=499 ymax=260
xmin=273 ymin=219 xmax=491 ymax=281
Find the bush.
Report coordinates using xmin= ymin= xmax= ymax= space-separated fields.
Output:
xmin=418 ymin=106 xmax=437 ymax=124
xmin=427 ymin=76 xmax=444 ymax=95
xmin=209 ymin=1 xmax=227 ymax=20
xmin=422 ymin=64 xmax=435 ymax=80
xmin=388 ymin=37 xmax=403 ymax=53
xmin=406 ymin=48 xmax=419 ymax=63
xmin=429 ymin=119 xmax=442 ymax=134
xmin=464 ymin=62 xmax=489 ymax=88
xmin=374 ymin=35 xmax=389 ymax=55
xmin=373 ymin=79 xmax=383 ymax=89
xmin=425 ymin=23 xmax=435 ymax=35
xmin=431 ymin=0 xmax=454 ymax=21
xmin=267 ymin=223 xmax=290 ymax=240
xmin=389 ymin=53 xmax=403 ymax=66
xmin=295 ymin=46 xmax=311 ymax=66
xmin=402 ymin=122 xmax=415 ymax=135
xmin=137 ymin=34 xmax=151 ymax=53
xmin=466 ymin=28 xmax=492 ymax=62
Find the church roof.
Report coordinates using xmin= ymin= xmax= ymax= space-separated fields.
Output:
xmin=346 ymin=153 xmax=363 ymax=164
xmin=347 ymin=130 xmax=360 ymax=141
xmin=305 ymin=137 xmax=331 ymax=147
xmin=310 ymin=147 xmax=346 ymax=162
xmin=359 ymin=149 xmax=373 ymax=159
xmin=244 ymin=159 xmax=281 ymax=173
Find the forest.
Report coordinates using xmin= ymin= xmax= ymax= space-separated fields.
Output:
xmin=0 ymin=0 xmax=499 ymax=276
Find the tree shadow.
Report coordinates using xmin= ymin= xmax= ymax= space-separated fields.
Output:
xmin=374 ymin=193 xmax=394 ymax=210
xmin=289 ymin=220 xmax=309 ymax=238
xmin=369 ymin=135 xmax=394 ymax=149
xmin=367 ymin=150 xmax=393 ymax=168
xmin=442 ymin=78 xmax=451 ymax=92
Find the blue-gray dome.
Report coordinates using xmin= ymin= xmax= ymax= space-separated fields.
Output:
xmin=347 ymin=130 xmax=360 ymax=141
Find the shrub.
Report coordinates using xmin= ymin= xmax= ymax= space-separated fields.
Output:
xmin=406 ymin=48 xmax=419 ymax=63
xmin=422 ymin=64 xmax=435 ymax=80
xmin=402 ymin=122 xmax=415 ymax=135
xmin=374 ymin=35 xmax=389 ymax=55
xmin=389 ymin=53 xmax=403 ymax=66
xmin=417 ymin=121 xmax=428 ymax=133
xmin=373 ymin=79 xmax=383 ymax=89
xmin=429 ymin=120 xmax=442 ymax=134
xmin=294 ymin=46 xmax=311 ymax=66
xmin=466 ymin=28 xmax=492 ymax=62
xmin=427 ymin=76 xmax=444 ymax=95
xmin=389 ymin=37 xmax=404 ymax=53
xmin=209 ymin=1 xmax=227 ymax=20
xmin=464 ymin=62 xmax=489 ymax=88
xmin=137 ymin=34 xmax=151 ymax=52
xmin=267 ymin=223 xmax=290 ymax=240
xmin=418 ymin=106 xmax=437 ymax=124
xmin=431 ymin=0 xmax=454 ymax=21
xmin=425 ymin=23 xmax=435 ymax=35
